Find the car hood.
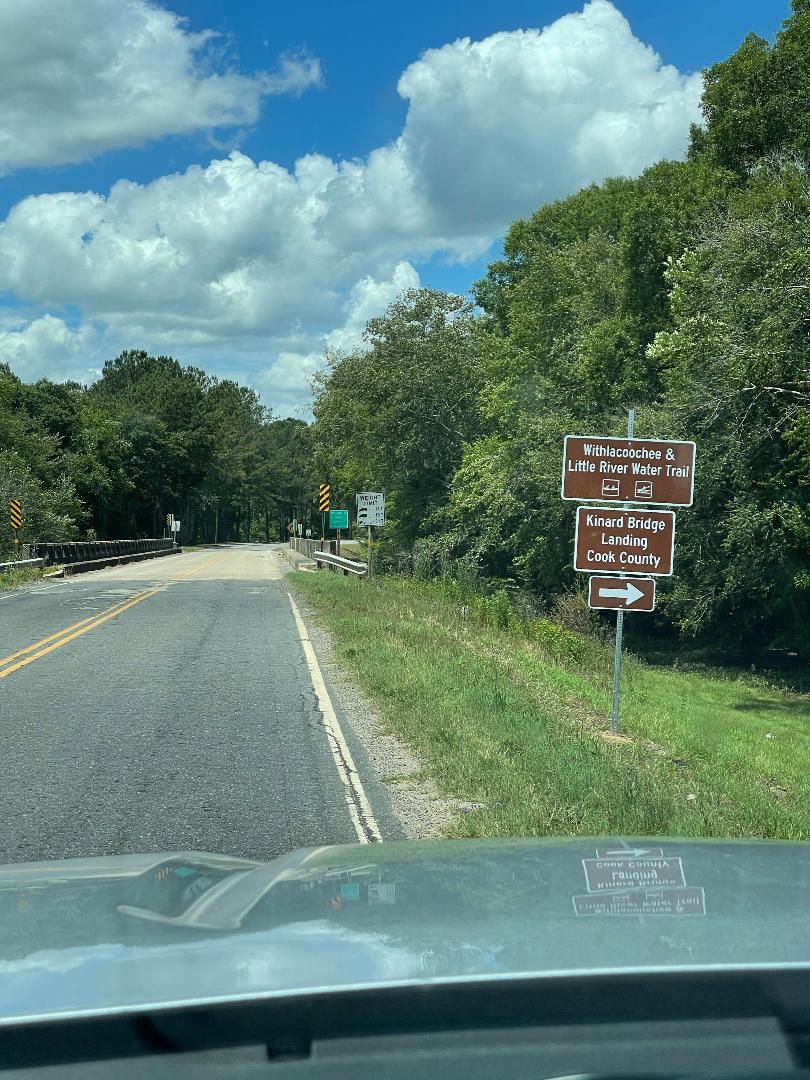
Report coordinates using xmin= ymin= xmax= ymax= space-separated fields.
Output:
xmin=1 ymin=837 xmax=808 ymax=1024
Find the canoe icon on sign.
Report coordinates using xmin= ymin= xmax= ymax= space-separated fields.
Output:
xmin=634 ymin=480 xmax=653 ymax=500
xmin=601 ymin=479 xmax=620 ymax=498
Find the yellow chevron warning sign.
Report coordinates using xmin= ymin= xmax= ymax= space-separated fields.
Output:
xmin=9 ymin=499 xmax=22 ymax=530
xmin=318 ymin=484 xmax=331 ymax=512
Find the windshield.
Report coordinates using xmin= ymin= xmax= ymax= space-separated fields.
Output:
xmin=0 ymin=0 xmax=808 ymax=1032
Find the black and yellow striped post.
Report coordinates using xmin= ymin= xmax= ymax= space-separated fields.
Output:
xmin=9 ymin=499 xmax=23 ymax=550
xmin=318 ymin=484 xmax=331 ymax=543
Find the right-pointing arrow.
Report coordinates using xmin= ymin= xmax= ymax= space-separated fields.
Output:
xmin=598 ymin=581 xmax=645 ymax=606
xmin=601 ymin=847 xmax=662 ymax=858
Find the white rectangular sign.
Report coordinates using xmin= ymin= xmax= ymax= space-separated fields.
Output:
xmin=356 ymin=491 xmax=385 ymax=527
xmin=171 ymin=519 xmax=181 ymax=532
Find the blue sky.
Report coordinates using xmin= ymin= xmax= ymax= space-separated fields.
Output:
xmin=0 ymin=0 xmax=791 ymax=413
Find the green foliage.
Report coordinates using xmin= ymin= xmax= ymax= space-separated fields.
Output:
xmin=647 ymin=162 xmax=810 ymax=651
xmin=0 ymin=449 xmax=81 ymax=552
xmin=527 ymin=618 xmax=590 ymax=664
xmin=0 ymin=350 xmax=313 ymax=555
xmin=308 ymin=15 xmax=810 ymax=659
xmin=689 ymin=5 xmax=810 ymax=172
xmin=312 ymin=289 xmax=484 ymax=549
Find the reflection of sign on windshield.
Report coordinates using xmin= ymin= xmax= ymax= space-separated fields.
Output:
xmin=573 ymin=847 xmax=706 ymax=917
xmin=127 ymin=860 xmax=234 ymax=919
xmin=573 ymin=888 xmax=706 ymax=917
xmin=583 ymin=856 xmax=686 ymax=892
xmin=368 ymin=882 xmax=396 ymax=905
xmin=595 ymin=846 xmax=664 ymax=859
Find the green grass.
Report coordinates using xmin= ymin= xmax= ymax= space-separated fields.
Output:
xmin=0 ymin=564 xmax=58 ymax=590
xmin=289 ymin=572 xmax=810 ymax=840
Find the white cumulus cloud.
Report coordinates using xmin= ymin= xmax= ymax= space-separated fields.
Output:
xmin=0 ymin=0 xmax=703 ymax=413
xmin=255 ymin=261 xmax=421 ymax=416
xmin=392 ymin=0 xmax=702 ymax=238
xmin=0 ymin=0 xmax=323 ymax=174
xmin=0 ymin=314 xmax=103 ymax=381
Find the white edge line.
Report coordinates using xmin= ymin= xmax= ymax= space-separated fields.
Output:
xmin=0 ymin=582 xmax=65 ymax=601
xmin=287 ymin=592 xmax=382 ymax=844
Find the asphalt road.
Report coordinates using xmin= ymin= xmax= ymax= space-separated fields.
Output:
xmin=0 ymin=545 xmax=398 ymax=864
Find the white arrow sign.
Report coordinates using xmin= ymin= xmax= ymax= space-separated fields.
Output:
xmin=598 ymin=580 xmax=645 ymax=606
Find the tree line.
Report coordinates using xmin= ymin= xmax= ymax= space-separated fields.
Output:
xmin=312 ymin=2 xmax=810 ymax=657
xmin=0 ymin=350 xmax=315 ymax=554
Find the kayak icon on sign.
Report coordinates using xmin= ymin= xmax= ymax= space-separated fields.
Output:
xmin=601 ymin=479 xmax=620 ymax=498
xmin=634 ymin=480 xmax=653 ymax=500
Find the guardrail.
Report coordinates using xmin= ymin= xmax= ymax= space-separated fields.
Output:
xmin=1 ymin=541 xmax=180 ymax=578
xmin=33 ymin=539 xmax=174 ymax=565
xmin=25 ymin=539 xmax=180 ymax=576
xmin=313 ymin=551 xmax=367 ymax=578
xmin=289 ymin=538 xmax=336 ymax=557
xmin=0 ymin=557 xmax=45 ymax=573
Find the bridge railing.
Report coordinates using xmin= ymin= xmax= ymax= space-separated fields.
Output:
xmin=313 ymin=550 xmax=368 ymax=578
xmin=289 ymin=537 xmax=337 ymax=558
xmin=0 ymin=557 xmax=45 ymax=573
xmin=32 ymin=538 xmax=175 ymax=565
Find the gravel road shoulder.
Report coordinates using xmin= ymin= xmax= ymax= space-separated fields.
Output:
xmin=277 ymin=548 xmax=459 ymax=839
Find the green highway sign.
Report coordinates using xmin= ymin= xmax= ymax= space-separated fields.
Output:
xmin=329 ymin=509 xmax=349 ymax=530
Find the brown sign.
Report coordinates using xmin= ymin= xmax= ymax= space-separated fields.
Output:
xmin=588 ymin=575 xmax=655 ymax=612
xmin=562 ymin=436 xmax=696 ymax=506
xmin=574 ymin=506 xmax=675 ymax=576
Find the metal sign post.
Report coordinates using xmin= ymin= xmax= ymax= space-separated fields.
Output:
xmin=610 ymin=408 xmax=634 ymax=733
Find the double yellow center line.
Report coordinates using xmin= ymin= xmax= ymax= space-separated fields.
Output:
xmin=0 ymin=551 xmax=231 ymax=681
